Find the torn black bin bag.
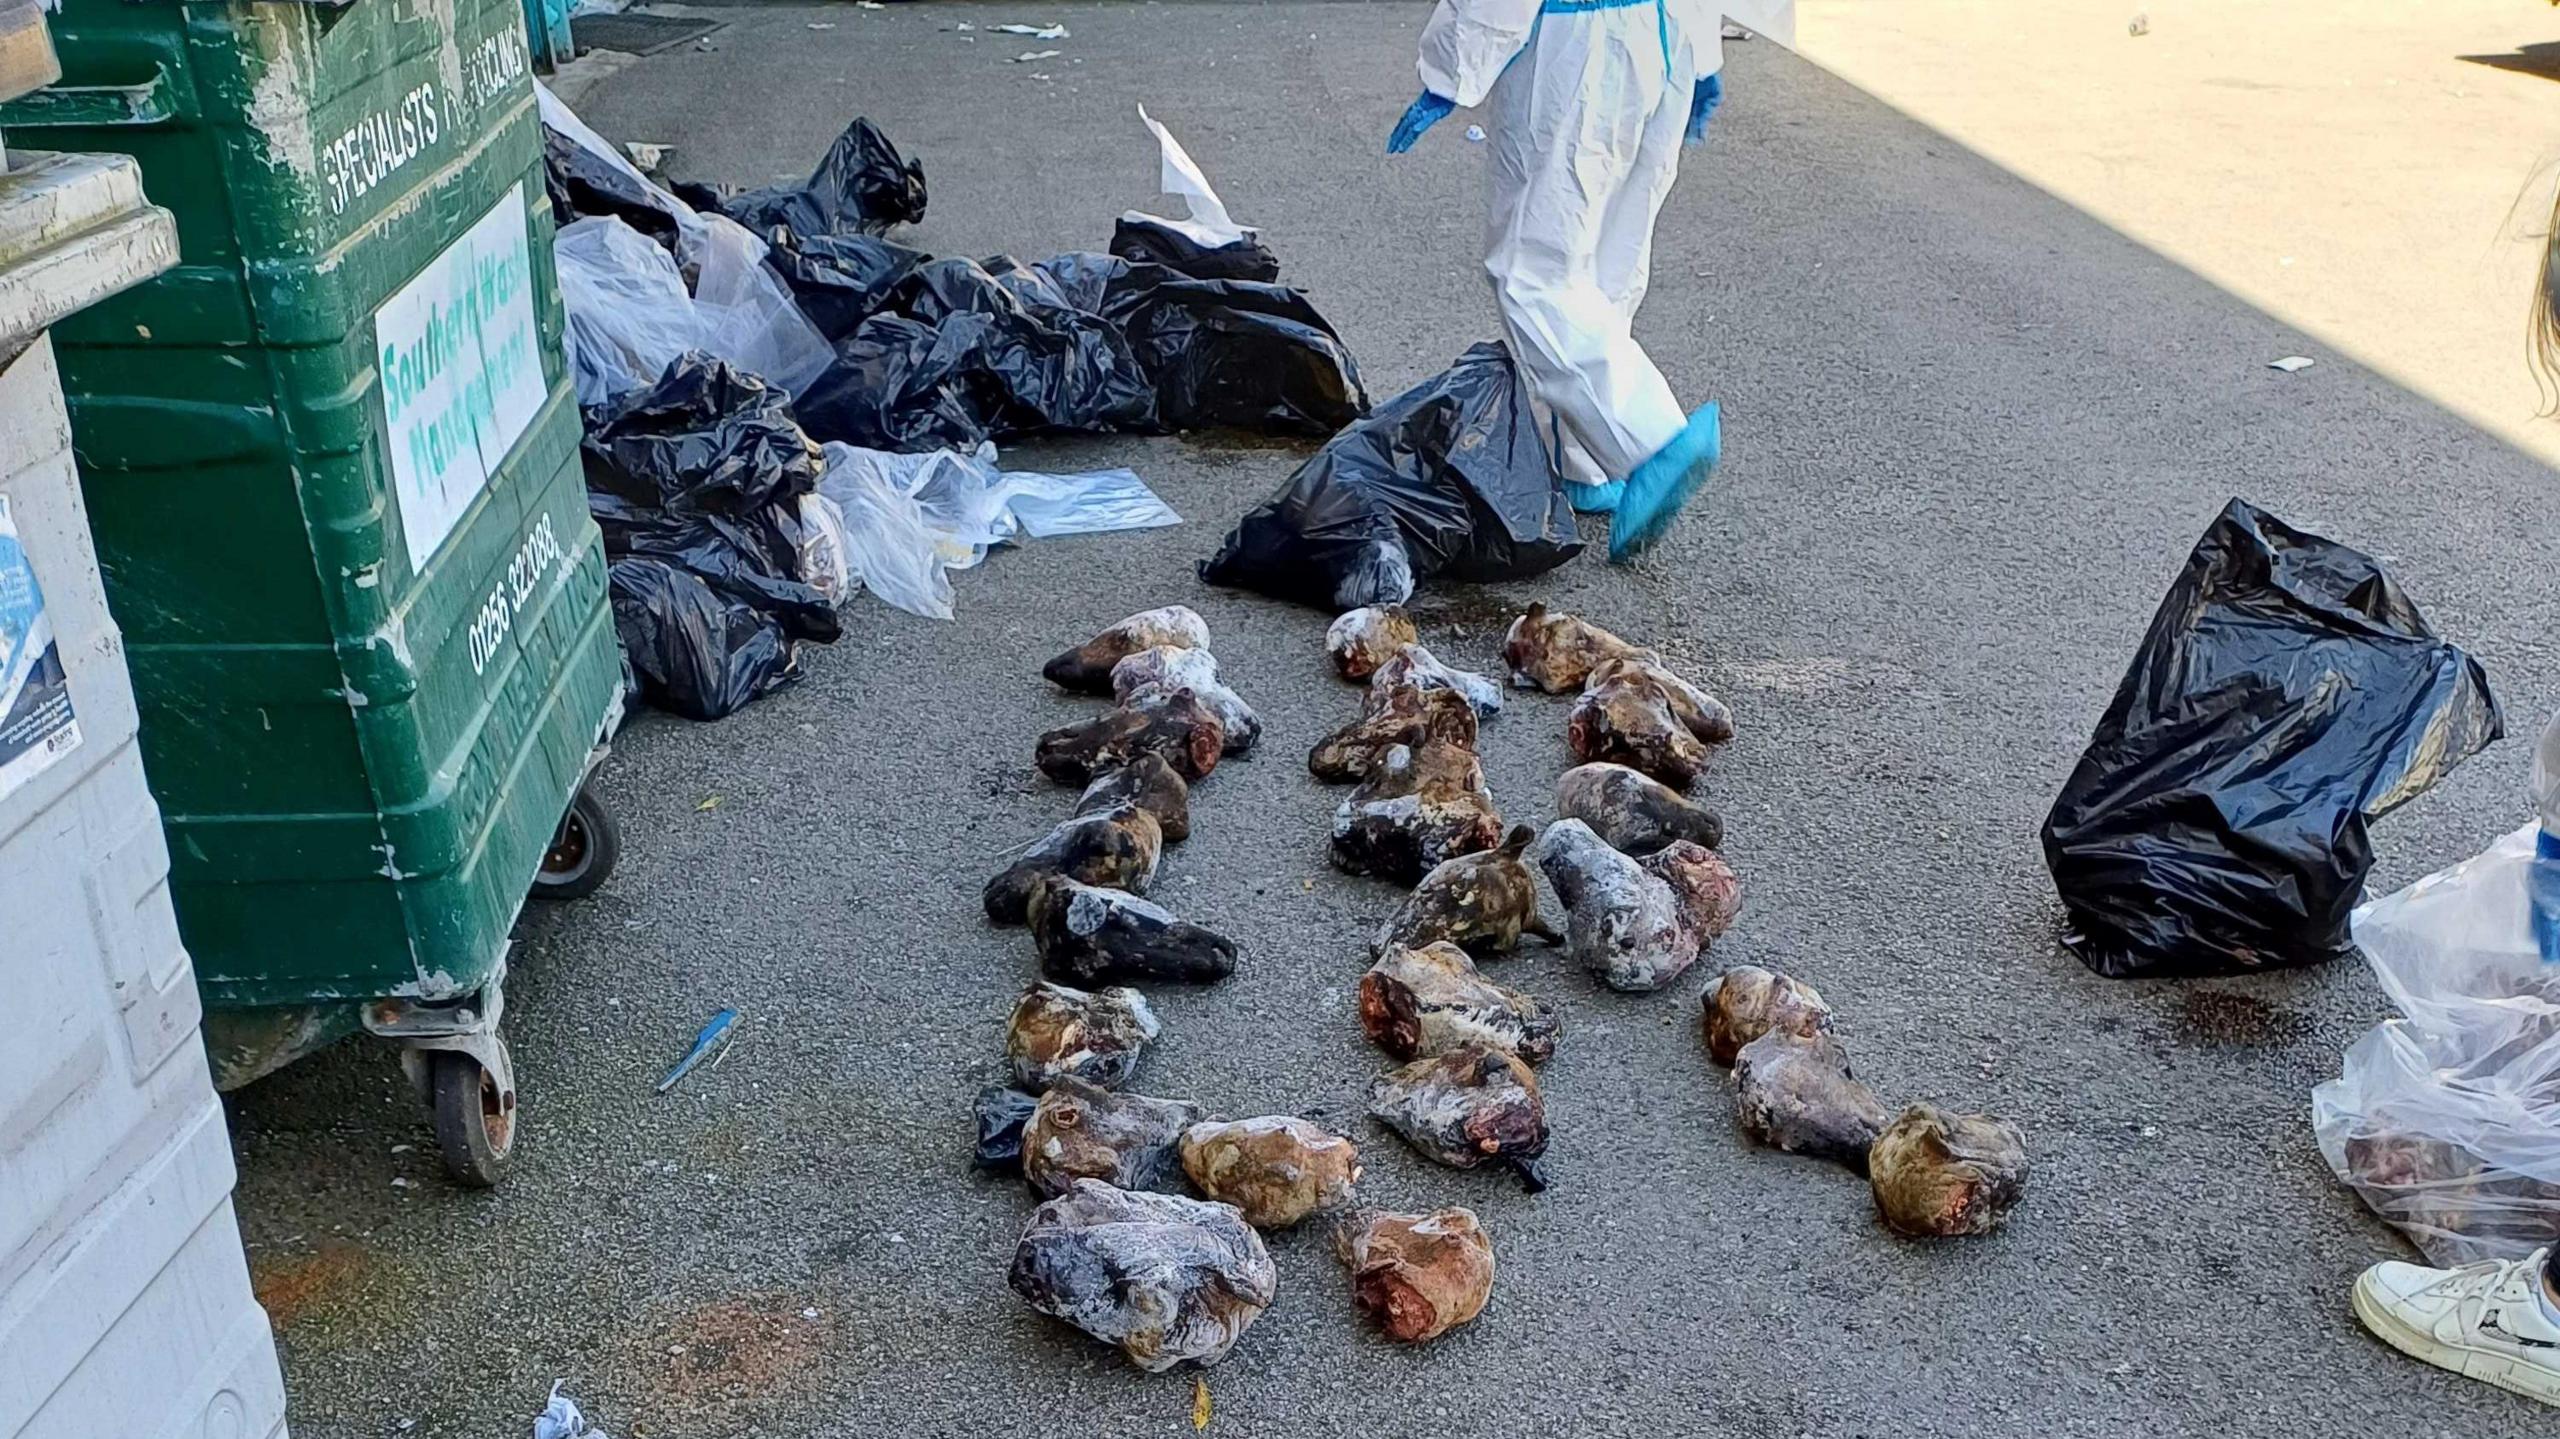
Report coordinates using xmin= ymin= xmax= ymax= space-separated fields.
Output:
xmin=668 ymin=178 xmax=732 ymax=217
xmin=542 ymin=122 xmax=689 ymax=249
xmin=794 ymin=256 xmax=1155 ymax=449
xmin=1110 ymin=214 xmax=1281 ymax=283
xmin=607 ymin=509 xmax=841 ymax=643
xmin=1031 ymin=250 xmax=1134 ymax=315
xmin=582 ymin=353 xmax=823 ymax=517
xmin=980 ymin=255 xmax=1086 ymax=315
xmin=1028 ymin=253 xmax=1368 ymax=432
xmin=893 ymin=255 xmax=1055 ymax=326
xmin=787 ymin=246 xmax=1366 ymax=450
xmin=763 ymin=231 xmax=929 ymax=341
xmin=723 ymin=118 xmax=928 ymax=239
xmin=793 ymin=314 xmax=990 ymax=453
xmin=1200 ymin=341 xmax=1578 ymax=609
xmin=892 ymin=258 xmax=1154 ymax=436
xmin=1099 ymin=266 xmax=1370 ymax=435
xmin=581 ymin=355 xmax=842 ymax=644
xmin=608 ymin=557 xmax=801 ymax=722
xmin=945 ymin=306 xmax=1156 ymax=436
xmin=2041 ymin=499 xmax=2503 ymax=979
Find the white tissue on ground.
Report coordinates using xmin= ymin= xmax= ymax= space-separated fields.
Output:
xmin=534 ymin=1383 xmax=612 ymax=1439
xmin=1122 ymin=104 xmax=1254 ymax=250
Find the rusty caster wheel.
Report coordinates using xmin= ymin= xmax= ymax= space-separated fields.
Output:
xmin=531 ymin=783 xmax=619 ymax=901
xmin=429 ymin=1047 xmax=516 ymax=1189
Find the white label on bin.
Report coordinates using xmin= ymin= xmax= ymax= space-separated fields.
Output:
xmin=0 ymin=495 xmax=82 ymax=806
xmin=378 ymin=183 xmax=548 ymax=574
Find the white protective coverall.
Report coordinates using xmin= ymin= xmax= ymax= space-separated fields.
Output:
xmin=1417 ymin=1 xmax=1790 ymax=493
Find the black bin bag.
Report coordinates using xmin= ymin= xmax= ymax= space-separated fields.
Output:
xmin=1198 ymin=341 xmax=1581 ymax=609
xmin=580 ymin=355 xmax=842 ymax=645
xmin=1109 ymin=215 xmax=1281 ymax=283
xmin=792 ymin=256 xmax=1159 ymax=451
xmin=723 ymin=118 xmax=928 ymax=240
xmin=1093 ymin=263 xmax=1369 ymax=436
xmin=608 ymin=558 xmax=801 ymax=722
xmin=2041 ymin=499 xmax=2503 ymax=979
xmin=763 ymin=231 xmax=929 ymax=341
xmin=889 ymin=256 xmax=1157 ymax=436
xmin=541 ymin=115 xmax=686 ymax=248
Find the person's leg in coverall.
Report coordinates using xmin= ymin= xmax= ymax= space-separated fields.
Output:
xmin=1391 ymin=0 xmax=1735 ymax=561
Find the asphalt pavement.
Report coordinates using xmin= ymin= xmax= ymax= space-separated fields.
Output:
xmin=228 ymin=4 xmax=2560 ymax=1435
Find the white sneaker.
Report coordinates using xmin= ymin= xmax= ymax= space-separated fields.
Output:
xmin=2352 ymin=1248 xmax=2560 ymax=1408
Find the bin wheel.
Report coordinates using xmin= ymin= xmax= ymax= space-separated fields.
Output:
xmin=532 ymin=785 xmax=619 ymax=901
xmin=429 ymin=1049 xmax=515 ymax=1188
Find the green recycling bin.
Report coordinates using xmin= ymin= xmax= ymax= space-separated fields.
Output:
xmin=7 ymin=0 xmax=625 ymax=1186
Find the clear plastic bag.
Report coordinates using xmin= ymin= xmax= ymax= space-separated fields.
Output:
xmin=996 ymin=467 xmax=1182 ymax=540
xmin=686 ymin=213 xmax=833 ymax=401
xmin=554 ymin=216 xmax=833 ymax=407
xmin=540 ymin=82 xmax=831 ymax=404
xmin=906 ymin=449 xmax=1181 ymax=563
xmin=779 ymin=492 xmax=854 ymax=607
xmin=555 ymin=217 xmax=700 ymax=407
xmin=815 ymin=442 xmax=958 ymax=619
xmin=534 ymin=1381 xmax=614 ymax=1439
xmin=903 ymin=445 xmax=1029 ymax=571
xmin=816 ymin=442 xmax=1181 ymax=619
xmin=2310 ymin=824 xmax=2560 ymax=1264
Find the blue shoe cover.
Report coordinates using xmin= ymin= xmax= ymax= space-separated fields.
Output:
xmin=1608 ymin=404 xmax=1719 ymax=562
xmin=1564 ymin=479 xmax=1624 ymax=514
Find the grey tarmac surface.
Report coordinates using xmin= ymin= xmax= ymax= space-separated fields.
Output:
xmin=228 ymin=3 xmax=2560 ymax=1435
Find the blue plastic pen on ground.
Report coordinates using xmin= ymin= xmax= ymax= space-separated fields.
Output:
xmin=657 ymin=1008 xmax=741 ymax=1093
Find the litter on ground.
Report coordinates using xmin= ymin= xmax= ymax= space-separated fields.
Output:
xmin=656 ymin=1009 xmax=740 ymax=1094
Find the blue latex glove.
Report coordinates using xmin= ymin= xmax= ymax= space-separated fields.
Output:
xmin=1685 ymin=72 xmax=1724 ymax=145
xmin=1388 ymin=91 xmax=1457 ymax=155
